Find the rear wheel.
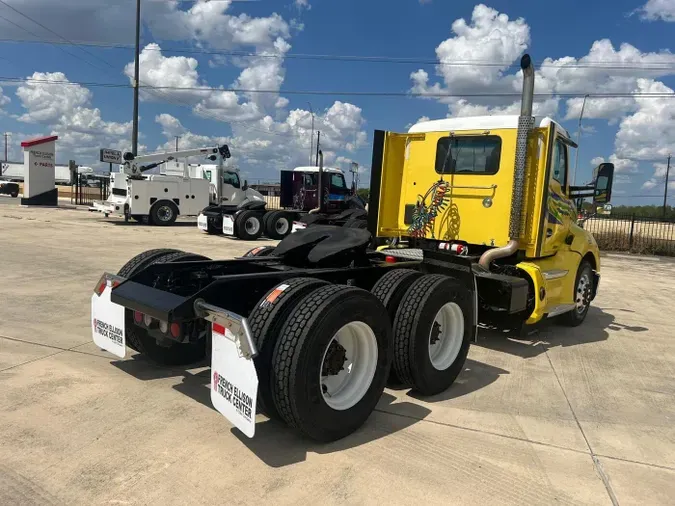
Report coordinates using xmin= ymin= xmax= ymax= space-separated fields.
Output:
xmin=117 ymin=249 xmax=211 ymax=365
xmin=271 ymin=285 xmax=392 ymax=442
xmin=371 ymin=269 xmax=423 ymax=384
xmin=265 ymin=211 xmax=292 ymax=239
xmin=561 ymin=260 xmax=593 ymax=327
xmin=248 ymin=277 xmax=330 ymax=419
xmin=392 ymin=274 xmax=472 ymax=396
xmin=150 ymin=201 xmax=178 ymax=226
xmin=235 ymin=210 xmax=263 ymax=240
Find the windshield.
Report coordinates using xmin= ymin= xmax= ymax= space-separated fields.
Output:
xmin=223 ymin=171 xmax=240 ymax=188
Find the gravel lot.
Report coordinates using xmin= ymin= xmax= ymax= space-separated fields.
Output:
xmin=1 ymin=203 xmax=674 ymax=505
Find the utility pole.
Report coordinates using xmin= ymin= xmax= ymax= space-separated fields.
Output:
xmin=315 ymin=131 xmax=321 ymax=166
xmin=573 ymin=94 xmax=589 ymax=186
xmin=174 ymin=136 xmax=181 ymax=152
xmin=3 ymin=132 xmax=10 ymax=162
xmin=663 ymin=154 xmax=672 ymax=218
xmin=307 ymin=102 xmax=314 ymax=165
xmin=131 ymin=0 xmax=141 ymax=156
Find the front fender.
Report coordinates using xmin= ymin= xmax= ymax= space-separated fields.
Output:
xmin=569 ymin=224 xmax=601 ymax=272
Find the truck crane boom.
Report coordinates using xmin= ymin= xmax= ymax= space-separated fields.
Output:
xmin=122 ymin=145 xmax=231 ymax=178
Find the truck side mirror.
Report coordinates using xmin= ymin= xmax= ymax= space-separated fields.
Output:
xmin=593 ymin=163 xmax=614 ymax=205
xmin=242 ymin=179 xmax=248 ymax=190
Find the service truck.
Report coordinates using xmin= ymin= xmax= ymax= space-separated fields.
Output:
xmin=90 ymin=54 xmax=613 ymax=443
xmin=91 ymin=145 xmax=267 ymax=225
xmin=197 ymin=164 xmax=366 ymax=240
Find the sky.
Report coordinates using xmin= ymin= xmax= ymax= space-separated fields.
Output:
xmin=0 ymin=0 xmax=674 ymax=205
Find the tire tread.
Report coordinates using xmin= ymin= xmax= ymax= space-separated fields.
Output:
xmin=392 ymin=274 xmax=448 ymax=387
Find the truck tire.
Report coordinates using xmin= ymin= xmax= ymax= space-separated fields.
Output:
xmin=560 ymin=260 xmax=593 ymax=327
xmin=248 ymin=277 xmax=330 ymax=420
xmin=265 ymin=211 xmax=293 ymax=239
xmin=117 ymin=249 xmax=183 ymax=352
xmin=371 ymin=269 xmax=423 ymax=385
xmin=235 ymin=210 xmax=263 ymax=240
xmin=271 ymin=285 xmax=392 ymax=442
xmin=262 ymin=211 xmax=275 ymax=237
xmin=150 ymin=201 xmax=178 ymax=226
xmin=242 ymin=245 xmax=276 ymax=257
xmin=118 ymin=249 xmax=211 ymax=365
xmin=392 ymin=274 xmax=472 ymax=396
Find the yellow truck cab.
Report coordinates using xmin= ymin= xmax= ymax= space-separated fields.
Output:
xmin=368 ymin=54 xmax=614 ymax=330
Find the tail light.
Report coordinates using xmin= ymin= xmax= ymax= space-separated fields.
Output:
xmin=133 ymin=311 xmax=143 ymax=323
xmin=170 ymin=323 xmax=182 ymax=339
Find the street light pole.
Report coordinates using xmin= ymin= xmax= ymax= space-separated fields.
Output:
xmin=572 ymin=94 xmax=589 ymax=186
xmin=131 ymin=0 xmax=141 ymax=156
xmin=307 ymin=102 xmax=314 ymax=166
xmin=663 ymin=154 xmax=672 ymax=218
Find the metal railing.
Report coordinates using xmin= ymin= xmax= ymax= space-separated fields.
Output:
xmin=72 ymin=175 xmax=110 ymax=206
xmin=584 ymin=213 xmax=675 ymax=257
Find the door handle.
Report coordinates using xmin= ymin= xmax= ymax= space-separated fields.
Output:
xmin=546 ymin=228 xmax=553 ymax=238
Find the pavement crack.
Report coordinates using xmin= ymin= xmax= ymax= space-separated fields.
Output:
xmin=374 ymin=406 xmax=589 ymax=456
xmin=0 ymin=334 xmax=103 ymax=372
xmin=540 ymin=343 xmax=620 ymax=506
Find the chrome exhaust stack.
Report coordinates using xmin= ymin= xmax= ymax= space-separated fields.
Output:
xmin=479 ymin=54 xmax=536 ymax=270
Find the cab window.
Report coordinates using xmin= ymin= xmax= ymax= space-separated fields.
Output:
xmin=203 ymin=170 xmax=212 ymax=182
xmin=330 ymin=174 xmax=347 ymax=190
xmin=223 ymin=171 xmax=240 ymax=188
xmin=435 ymin=136 xmax=501 ymax=175
xmin=551 ymin=139 xmax=568 ymax=188
xmin=303 ymin=173 xmax=318 ymax=187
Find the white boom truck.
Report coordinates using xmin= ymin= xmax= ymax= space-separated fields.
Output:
xmin=91 ymin=144 xmax=266 ymax=226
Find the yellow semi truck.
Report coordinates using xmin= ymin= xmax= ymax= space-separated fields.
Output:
xmin=90 ymin=54 xmax=613 ymax=443
xmin=370 ymin=54 xmax=613 ymax=330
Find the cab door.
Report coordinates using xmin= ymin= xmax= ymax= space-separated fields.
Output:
xmin=539 ymin=131 xmax=577 ymax=257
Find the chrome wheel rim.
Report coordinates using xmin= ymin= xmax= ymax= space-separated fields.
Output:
xmin=157 ymin=205 xmax=173 ymax=222
xmin=575 ymin=272 xmax=592 ymax=314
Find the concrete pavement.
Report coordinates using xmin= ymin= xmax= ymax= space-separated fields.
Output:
xmin=1 ymin=206 xmax=673 ymax=505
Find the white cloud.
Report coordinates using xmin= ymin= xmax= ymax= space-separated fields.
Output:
xmin=14 ymin=72 xmax=132 ymax=164
xmin=590 ymin=154 xmax=639 ymax=174
xmin=154 ymin=102 xmax=368 ymax=178
xmin=411 ymin=5 xmax=675 ymax=122
xmin=642 ymin=160 xmax=674 ymax=190
xmin=294 ymin=0 xmax=311 ymax=11
xmin=639 ymin=0 xmax=675 ymax=21
xmin=155 ymin=114 xmax=231 ymax=154
xmin=613 ymin=79 xmax=675 ymax=162
xmin=0 ymin=87 xmax=10 ymax=110
xmin=124 ymin=44 xmax=264 ymax=122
